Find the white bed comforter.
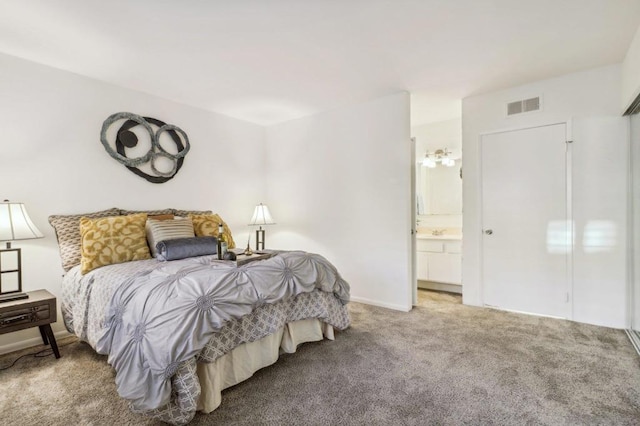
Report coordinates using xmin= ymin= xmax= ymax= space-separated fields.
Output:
xmin=61 ymin=251 xmax=350 ymax=424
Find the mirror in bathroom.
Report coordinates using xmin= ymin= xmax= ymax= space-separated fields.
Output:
xmin=416 ymin=159 xmax=462 ymax=215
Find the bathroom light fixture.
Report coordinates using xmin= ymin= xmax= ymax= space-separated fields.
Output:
xmin=421 ymin=148 xmax=457 ymax=168
xmin=422 ymin=157 xmax=437 ymax=168
xmin=441 ymin=157 xmax=455 ymax=167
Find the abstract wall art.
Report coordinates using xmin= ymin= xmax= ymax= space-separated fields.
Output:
xmin=100 ymin=112 xmax=190 ymax=183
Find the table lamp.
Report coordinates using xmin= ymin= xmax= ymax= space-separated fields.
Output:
xmin=248 ymin=203 xmax=275 ymax=251
xmin=0 ymin=200 xmax=44 ymax=302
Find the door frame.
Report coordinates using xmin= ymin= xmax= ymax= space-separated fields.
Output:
xmin=411 ymin=137 xmax=418 ymax=306
xmin=478 ymin=121 xmax=573 ymax=319
xmin=628 ymin=114 xmax=638 ymax=332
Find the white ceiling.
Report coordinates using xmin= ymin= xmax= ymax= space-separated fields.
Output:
xmin=1 ymin=0 xmax=639 ymax=126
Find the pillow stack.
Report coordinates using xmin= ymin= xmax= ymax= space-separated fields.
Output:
xmin=48 ymin=207 xmax=237 ymax=274
xmin=146 ymin=216 xmax=195 ymax=257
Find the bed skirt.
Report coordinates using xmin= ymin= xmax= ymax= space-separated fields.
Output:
xmin=197 ymin=318 xmax=334 ymax=413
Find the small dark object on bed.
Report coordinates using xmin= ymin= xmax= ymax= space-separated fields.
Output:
xmin=223 ymin=251 xmax=236 ymax=261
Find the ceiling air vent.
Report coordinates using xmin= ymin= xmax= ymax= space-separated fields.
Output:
xmin=506 ymin=96 xmax=541 ymax=116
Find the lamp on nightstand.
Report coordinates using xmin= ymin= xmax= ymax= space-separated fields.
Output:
xmin=248 ymin=203 xmax=275 ymax=251
xmin=0 ymin=200 xmax=44 ymax=303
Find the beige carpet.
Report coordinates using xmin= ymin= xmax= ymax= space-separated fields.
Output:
xmin=1 ymin=290 xmax=639 ymax=425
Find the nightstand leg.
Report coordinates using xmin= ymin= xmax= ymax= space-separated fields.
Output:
xmin=39 ymin=326 xmax=49 ymax=345
xmin=40 ymin=324 xmax=60 ymax=359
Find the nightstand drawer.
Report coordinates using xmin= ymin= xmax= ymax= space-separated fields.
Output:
xmin=0 ymin=304 xmax=51 ymax=328
xmin=0 ymin=290 xmax=56 ymax=334
xmin=0 ymin=289 xmax=60 ymax=358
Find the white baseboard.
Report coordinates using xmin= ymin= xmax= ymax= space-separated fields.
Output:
xmin=350 ymin=296 xmax=411 ymax=312
xmin=625 ymin=329 xmax=640 ymax=356
xmin=0 ymin=329 xmax=72 ymax=355
xmin=483 ymin=304 xmax=566 ymax=320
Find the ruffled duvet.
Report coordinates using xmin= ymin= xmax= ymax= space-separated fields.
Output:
xmin=88 ymin=251 xmax=350 ymax=412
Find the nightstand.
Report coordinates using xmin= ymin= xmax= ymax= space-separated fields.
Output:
xmin=0 ymin=289 xmax=60 ymax=358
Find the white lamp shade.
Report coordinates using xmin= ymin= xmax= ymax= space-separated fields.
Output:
xmin=0 ymin=201 xmax=44 ymax=242
xmin=249 ymin=203 xmax=275 ymax=226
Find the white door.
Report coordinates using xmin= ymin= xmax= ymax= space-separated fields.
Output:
xmin=481 ymin=123 xmax=569 ymax=318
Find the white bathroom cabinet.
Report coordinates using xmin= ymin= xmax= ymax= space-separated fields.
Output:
xmin=416 ymin=237 xmax=462 ymax=293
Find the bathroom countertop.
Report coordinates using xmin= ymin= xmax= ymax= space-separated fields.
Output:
xmin=416 ymin=234 xmax=462 ymax=240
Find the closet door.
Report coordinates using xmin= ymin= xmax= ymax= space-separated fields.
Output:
xmin=632 ymin=114 xmax=640 ymax=333
xmin=631 ymin=114 xmax=640 ymax=345
xmin=481 ymin=123 xmax=569 ymax=318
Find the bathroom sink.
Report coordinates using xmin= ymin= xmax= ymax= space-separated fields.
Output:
xmin=416 ymin=234 xmax=462 ymax=240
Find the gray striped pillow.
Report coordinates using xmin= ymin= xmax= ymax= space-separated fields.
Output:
xmin=146 ymin=217 xmax=195 ymax=257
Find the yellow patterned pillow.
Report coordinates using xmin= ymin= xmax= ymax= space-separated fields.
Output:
xmin=79 ymin=213 xmax=151 ymax=274
xmin=188 ymin=213 xmax=236 ymax=249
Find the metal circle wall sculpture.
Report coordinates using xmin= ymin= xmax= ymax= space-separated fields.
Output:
xmin=100 ymin=112 xmax=190 ymax=184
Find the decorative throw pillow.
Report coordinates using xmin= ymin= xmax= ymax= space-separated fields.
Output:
xmin=146 ymin=216 xmax=195 ymax=257
xmin=156 ymin=236 xmax=218 ymax=261
xmin=48 ymin=207 xmax=121 ymax=271
xmin=79 ymin=213 xmax=151 ymax=274
xmin=148 ymin=214 xmax=175 ymax=221
xmin=174 ymin=209 xmax=212 ymax=217
xmin=120 ymin=208 xmax=175 ymax=216
xmin=188 ymin=213 xmax=236 ymax=249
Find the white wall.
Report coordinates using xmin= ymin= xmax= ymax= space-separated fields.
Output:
xmin=462 ymin=64 xmax=628 ymax=328
xmin=265 ymin=92 xmax=412 ymax=311
xmin=0 ymin=53 xmax=266 ymax=352
xmin=412 ymin=118 xmax=462 ymax=159
xmin=622 ymin=25 xmax=640 ymax=112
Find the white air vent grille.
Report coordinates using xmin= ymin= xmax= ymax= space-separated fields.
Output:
xmin=507 ymin=96 xmax=541 ymax=116
xmin=507 ymin=101 xmax=522 ymax=115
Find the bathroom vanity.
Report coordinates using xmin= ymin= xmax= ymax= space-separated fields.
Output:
xmin=416 ymin=234 xmax=462 ymax=294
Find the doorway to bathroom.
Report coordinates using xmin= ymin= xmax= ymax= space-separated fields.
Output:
xmin=410 ymin=94 xmax=463 ymax=304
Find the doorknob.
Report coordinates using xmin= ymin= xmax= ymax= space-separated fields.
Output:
xmin=484 ymin=229 xmax=493 ymax=235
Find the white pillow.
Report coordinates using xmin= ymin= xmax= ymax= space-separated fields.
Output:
xmin=146 ymin=217 xmax=195 ymax=257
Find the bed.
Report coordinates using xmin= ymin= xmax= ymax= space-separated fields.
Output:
xmin=49 ymin=208 xmax=351 ymax=425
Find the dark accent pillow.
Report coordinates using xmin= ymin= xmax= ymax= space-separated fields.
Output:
xmin=156 ymin=236 xmax=218 ymax=261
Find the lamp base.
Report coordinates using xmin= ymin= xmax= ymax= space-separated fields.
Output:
xmin=255 ymin=228 xmax=266 ymax=251
xmin=0 ymin=292 xmax=28 ymax=303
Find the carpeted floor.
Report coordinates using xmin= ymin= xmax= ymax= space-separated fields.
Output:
xmin=1 ymin=290 xmax=639 ymax=425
